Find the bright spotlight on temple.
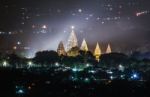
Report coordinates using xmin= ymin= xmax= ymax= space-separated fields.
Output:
xmin=57 ymin=26 xmax=112 ymax=61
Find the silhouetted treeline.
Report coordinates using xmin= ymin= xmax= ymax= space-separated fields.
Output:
xmin=0 ymin=51 xmax=150 ymax=70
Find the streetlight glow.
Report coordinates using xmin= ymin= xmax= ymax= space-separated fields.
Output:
xmin=3 ymin=61 xmax=7 ymax=67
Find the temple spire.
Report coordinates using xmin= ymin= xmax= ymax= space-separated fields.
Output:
xmin=80 ymin=39 xmax=88 ymax=52
xmin=57 ymin=41 xmax=66 ymax=56
xmin=106 ymin=44 xmax=112 ymax=54
xmin=66 ymin=26 xmax=78 ymax=51
xmin=94 ymin=42 xmax=102 ymax=61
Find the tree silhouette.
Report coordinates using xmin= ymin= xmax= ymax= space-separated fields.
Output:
xmin=100 ymin=53 xmax=128 ymax=68
xmin=33 ymin=50 xmax=59 ymax=66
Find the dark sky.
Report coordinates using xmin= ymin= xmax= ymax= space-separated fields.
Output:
xmin=0 ymin=0 xmax=150 ymax=55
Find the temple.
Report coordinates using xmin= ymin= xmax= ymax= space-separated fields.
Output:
xmin=94 ymin=43 xmax=102 ymax=62
xmin=80 ymin=39 xmax=88 ymax=52
xmin=57 ymin=27 xmax=112 ymax=61
xmin=66 ymin=27 xmax=78 ymax=51
xmin=57 ymin=41 xmax=66 ymax=56
xmin=106 ymin=44 xmax=112 ymax=54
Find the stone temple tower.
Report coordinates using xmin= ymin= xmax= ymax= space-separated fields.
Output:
xmin=80 ymin=39 xmax=88 ymax=52
xmin=106 ymin=44 xmax=112 ymax=54
xmin=66 ymin=26 xmax=78 ymax=51
xmin=94 ymin=42 xmax=102 ymax=61
xmin=57 ymin=41 xmax=66 ymax=56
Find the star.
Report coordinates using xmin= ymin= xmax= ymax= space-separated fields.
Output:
xmin=78 ymin=9 xmax=82 ymax=13
xmin=85 ymin=17 xmax=89 ymax=20
xmin=42 ymin=25 xmax=47 ymax=29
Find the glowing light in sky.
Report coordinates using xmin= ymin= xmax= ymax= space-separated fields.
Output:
xmin=136 ymin=10 xmax=149 ymax=17
xmin=42 ymin=25 xmax=47 ymax=29
xmin=78 ymin=9 xmax=82 ymax=13
xmin=71 ymin=26 xmax=75 ymax=29
xmin=17 ymin=41 xmax=21 ymax=45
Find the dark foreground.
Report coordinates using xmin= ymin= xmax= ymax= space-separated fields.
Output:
xmin=0 ymin=68 xmax=150 ymax=97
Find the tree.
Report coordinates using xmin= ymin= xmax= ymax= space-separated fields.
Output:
xmin=78 ymin=50 xmax=96 ymax=64
xmin=100 ymin=53 xmax=129 ymax=68
xmin=33 ymin=50 xmax=59 ymax=66
xmin=7 ymin=53 xmax=22 ymax=68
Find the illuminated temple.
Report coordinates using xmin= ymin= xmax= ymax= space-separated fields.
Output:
xmin=57 ymin=27 xmax=112 ymax=61
xmin=94 ymin=43 xmax=102 ymax=62
xmin=80 ymin=39 xmax=88 ymax=52
xmin=57 ymin=41 xmax=66 ymax=56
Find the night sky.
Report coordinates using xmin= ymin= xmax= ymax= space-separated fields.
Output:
xmin=0 ymin=0 xmax=150 ymax=56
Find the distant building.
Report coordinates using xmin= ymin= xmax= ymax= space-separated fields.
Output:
xmin=106 ymin=44 xmax=112 ymax=54
xmin=57 ymin=41 xmax=66 ymax=56
xmin=94 ymin=43 xmax=102 ymax=61
xmin=66 ymin=27 xmax=78 ymax=51
xmin=58 ymin=27 xmax=112 ymax=60
xmin=80 ymin=39 xmax=88 ymax=52
xmin=66 ymin=27 xmax=79 ymax=56
xmin=67 ymin=47 xmax=80 ymax=57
